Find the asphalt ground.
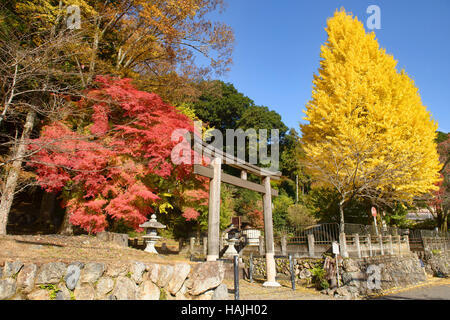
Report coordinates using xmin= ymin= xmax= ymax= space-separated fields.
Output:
xmin=223 ymin=276 xmax=450 ymax=300
xmin=372 ymin=277 xmax=450 ymax=300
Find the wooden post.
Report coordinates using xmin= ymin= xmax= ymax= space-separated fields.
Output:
xmin=354 ymin=234 xmax=361 ymax=258
xmin=368 ymin=234 xmax=373 ymax=257
xmin=262 ymin=176 xmax=280 ymax=287
xmin=207 ymin=157 xmax=222 ymax=261
xmin=307 ymin=233 xmax=315 ymax=258
xmin=281 ymin=235 xmax=287 ymax=256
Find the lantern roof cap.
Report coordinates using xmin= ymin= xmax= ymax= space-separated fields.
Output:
xmin=139 ymin=214 xmax=166 ymax=229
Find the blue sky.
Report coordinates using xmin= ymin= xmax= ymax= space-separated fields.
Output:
xmin=208 ymin=0 xmax=450 ymax=134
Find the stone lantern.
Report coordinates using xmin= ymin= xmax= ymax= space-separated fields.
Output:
xmin=139 ymin=214 xmax=166 ymax=254
xmin=223 ymin=226 xmax=240 ymax=258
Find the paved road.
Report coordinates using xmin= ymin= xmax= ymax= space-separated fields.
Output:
xmin=376 ymin=282 xmax=450 ymax=300
xmin=224 ymin=277 xmax=450 ymax=300
xmin=223 ymin=279 xmax=338 ymax=300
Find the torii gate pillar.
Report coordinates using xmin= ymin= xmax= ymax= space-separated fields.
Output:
xmin=206 ymin=157 xmax=222 ymax=261
xmin=262 ymin=176 xmax=281 ymax=287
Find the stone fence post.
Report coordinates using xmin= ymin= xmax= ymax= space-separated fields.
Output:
xmin=259 ymin=236 xmax=265 ymax=256
xmin=189 ymin=237 xmax=196 ymax=254
xmin=179 ymin=239 xmax=184 ymax=252
xmin=219 ymin=232 xmax=224 ymax=251
xmin=396 ymin=235 xmax=401 ymax=256
xmin=281 ymin=235 xmax=287 ymax=256
xmin=404 ymin=235 xmax=410 ymax=252
xmin=367 ymin=234 xmax=373 ymax=257
xmin=354 ymin=234 xmax=361 ymax=258
xmin=203 ymin=237 xmax=208 ymax=256
xmin=388 ymin=235 xmax=394 ymax=255
xmin=379 ymin=235 xmax=384 ymax=255
xmin=339 ymin=233 xmax=348 ymax=258
xmin=307 ymin=234 xmax=315 ymax=258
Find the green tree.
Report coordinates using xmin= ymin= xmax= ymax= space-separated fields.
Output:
xmin=193 ymin=81 xmax=254 ymax=132
xmin=272 ymin=193 xmax=294 ymax=229
xmin=237 ymin=105 xmax=288 ymax=139
xmin=436 ymin=131 xmax=449 ymax=144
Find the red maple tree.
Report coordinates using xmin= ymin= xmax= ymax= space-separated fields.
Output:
xmin=29 ymin=76 xmax=207 ymax=233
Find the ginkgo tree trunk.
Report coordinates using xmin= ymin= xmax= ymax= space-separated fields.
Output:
xmin=300 ymin=9 xmax=442 ymax=232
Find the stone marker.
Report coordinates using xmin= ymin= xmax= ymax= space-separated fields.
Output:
xmin=97 ymin=232 xmax=129 ymax=247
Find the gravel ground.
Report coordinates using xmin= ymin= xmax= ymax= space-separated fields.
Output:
xmin=222 ymin=278 xmax=338 ymax=300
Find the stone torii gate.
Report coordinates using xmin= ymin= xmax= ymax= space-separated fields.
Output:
xmin=193 ymin=139 xmax=281 ymax=287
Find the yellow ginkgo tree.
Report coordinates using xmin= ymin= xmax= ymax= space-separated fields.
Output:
xmin=300 ymin=9 xmax=442 ymax=232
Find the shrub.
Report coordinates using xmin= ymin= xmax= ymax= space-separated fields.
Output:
xmin=311 ymin=265 xmax=329 ymax=290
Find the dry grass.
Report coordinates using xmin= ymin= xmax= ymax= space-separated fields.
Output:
xmin=0 ymin=234 xmax=192 ymax=266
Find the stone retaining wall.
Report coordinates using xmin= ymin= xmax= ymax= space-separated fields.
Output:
xmin=243 ymin=256 xmax=323 ymax=284
xmin=421 ymin=251 xmax=450 ymax=277
xmin=244 ymin=253 xmax=431 ymax=299
xmin=0 ymin=259 xmax=229 ymax=300
xmin=326 ymin=253 xmax=427 ymax=299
